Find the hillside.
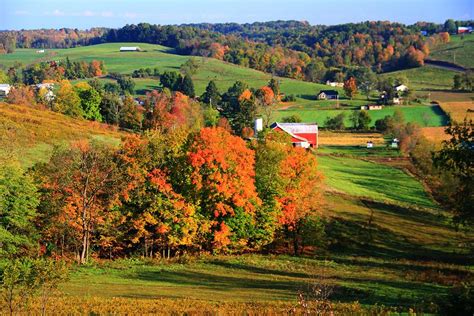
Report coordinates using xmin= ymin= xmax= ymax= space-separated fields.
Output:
xmin=0 ymin=102 xmax=124 ymax=167
xmin=0 ymin=42 xmax=330 ymax=99
xmin=429 ymin=33 xmax=474 ymax=69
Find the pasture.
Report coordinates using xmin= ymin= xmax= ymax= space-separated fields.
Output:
xmin=429 ymin=33 xmax=474 ymax=69
xmin=380 ymin=65 xmax=459 ymax=91
xmin=274 ymin=104 xmax=448 ymax=127
xmin=0 ymin=43 xmax=330 ymax=99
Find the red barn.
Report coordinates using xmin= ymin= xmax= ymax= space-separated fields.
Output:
xmin=270 ymin=122 xmax=318 ymax=148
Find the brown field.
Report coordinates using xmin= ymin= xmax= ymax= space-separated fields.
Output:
xmin=438 ymin=101 xmax=474 ymax=122
xmin=420 ymin=127 xmax=450 ymax=145
xmin=430 ymin=91 xmax=474 ymax=102
xmin=319 ymin=131 xmax=385 ymax=146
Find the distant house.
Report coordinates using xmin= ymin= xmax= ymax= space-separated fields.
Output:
xmin=391 ymin=138 xmax=400 ymax=148
xmin=0 ymin=84 xmax=11 ymax=96
xmin=392 ymin=97 xmax=402 ymax=105
xmin=120 ymin=46 xmax=141 ymax=52
xmin=367 ymin=141 xmax=374 ymax=148
xmin=270 ymin=122 xmax=318 ymax=148
xmin=36 ymin=49 xmax=45 ymax=53
xmin=395 ymin=84 xmax=408 ymax=92
xmin=458 ymin=26 xmax=473 ymax=34
xmin=361 ymin=104 xmax=383 ymax=111
xmin=326 ymin=80 xmax=344 ymax=88
xmin=317 ymin=90 xmax=339 ymax=100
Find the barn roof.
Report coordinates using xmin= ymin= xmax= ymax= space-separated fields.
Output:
xmin=270 ymin=122 xmax=318 ymax=142
xmin=318 ymin=90 xmax=339 ymax=95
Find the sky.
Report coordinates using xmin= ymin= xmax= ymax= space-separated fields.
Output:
xmin=1 ymin=0 xmax=473 ymax=30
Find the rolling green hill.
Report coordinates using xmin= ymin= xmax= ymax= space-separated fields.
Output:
xmin=429 ymin=33 xmax=474 ymax=69
xmin=0 ymin=42 xmax=331 ymax=99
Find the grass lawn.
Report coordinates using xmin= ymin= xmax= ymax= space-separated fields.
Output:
xmin=274 ymin=104 xmax=448 ymax=127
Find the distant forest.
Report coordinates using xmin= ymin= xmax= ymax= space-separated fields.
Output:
xmin=0 ymin=20 xmax=472 ymax=82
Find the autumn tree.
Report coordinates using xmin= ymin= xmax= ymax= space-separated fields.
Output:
xmin=6 ymin=86 xmax=37 ymax=107
xmin=343 ymin=77 xmax=357 ymax=99
xmin=119 ymin=96 xmax=142 ymax=131
xmin=53 ymin=80 xmax=83 ymax=117
xmin=256 ymin=86 xmax=276 ymax=127
xmin=185 ymin=127 xmax=261 ymax=251
xmin=37 ymin=141 xmax=127 ymax=263
xmin=277 ymin=146 xmax=323 ymax=255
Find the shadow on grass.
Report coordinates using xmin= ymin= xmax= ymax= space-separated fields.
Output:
xmin=326 ymin=215 xmax=472 ymax=264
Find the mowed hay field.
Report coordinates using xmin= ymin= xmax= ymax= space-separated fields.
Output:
xmin=438 ymin=101 xmax=474 ymax=122
xmin=318 ymin=131 xmax=385 ymax=146
xmin=0 ymin=42 xmax=329 ymax=98
xmin=0 ymin=103 xmax=124 ymax=167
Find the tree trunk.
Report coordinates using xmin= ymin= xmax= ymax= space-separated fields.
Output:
xmin=293 ymin=230 xmax=299 ymax=256
xmin=80 ymin=228 xmax=88 ymax=264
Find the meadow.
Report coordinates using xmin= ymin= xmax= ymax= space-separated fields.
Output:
xmin=429 ymin=33 xmax=474 ymax=69
xmin=380 ymin=65 xmax=459 ymax=91
xmin=35 ymin=145 xmax=471 ymax=313
xmin=273 ymin=104 xmax=448 ymax=127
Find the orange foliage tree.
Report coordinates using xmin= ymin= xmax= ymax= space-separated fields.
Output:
xmin=37 ymin=140 xmax=128 ymax=263
xmin=186 ymin=127 xmax=261 ymax=251
xmin=277 ymin=147 xmax=323 ymax=255
xmin=344 ymin=77 xmax=358 ymax=99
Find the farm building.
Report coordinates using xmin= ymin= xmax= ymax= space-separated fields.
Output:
xmin=326 ymin=81 xmax=344 ymax=88
xmin=317 ymin=90 xmax=339 ymax=100
xmin=270 ymin=122 xmax=318 ymax=148
xmin=391 ymin=138 xmax=400 ymax=148
xmin=395 ymin=84 xmax=408 ymax=92
xmin=36 ymin=49 xmax=45 ymax=53
xmin=120 ymin=46 xmax=141 ymax=52
xmin=0 ymin=84 xmax=11 ymax=96
xmin=367 ymin=141 xmax=374 ymax=148
xmin=361 ymin=104 xmax=383 ymax=110
xmin=458 ymin=26 xmax=473 ymax=34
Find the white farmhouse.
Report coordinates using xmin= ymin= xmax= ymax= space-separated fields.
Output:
xmin=395 ymin=84 xmax=408 ymax=92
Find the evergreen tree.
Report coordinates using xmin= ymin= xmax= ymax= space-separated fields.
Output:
xmin=180 ymin=74 xmax=195 ymax=97
xmin=201 ymin=80 xmax=221 ymax=108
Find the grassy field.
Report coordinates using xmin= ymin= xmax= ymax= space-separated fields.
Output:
xmin=0 ymin=102 xmax=123 ymax=167
xmin=274 ymin=104 xmax=448 ymax=127
xmin=0 ymin=42 xmax=331 ymax=100
xmin=429 ymin=33 xmax=474 ymax=69
xmin=380 ymin=65 xmax=459 ymax=91
xmin=45 ymin=145 xmax=473 ymax=313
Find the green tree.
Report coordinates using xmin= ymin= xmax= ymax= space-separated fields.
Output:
xmin=100 ymin=92 xmax=122 ymax=125
xmin=444 ymin=19 xmax=457 ymax=34
xmin=433 ymin=119 xmax=473 ymax=224
xmin=324 ymin=113 xmax=346 ymax=130
xmin=160 ymin=71 xmax=181 ymax=91
xmin=117 ymin=76 xmax=135 ymax=95
xmin=201 ymin=80 xmax=221 ymax=108
xmin=268 ymin=78 xmax=280 ymax=96
xmin=180 ymin=58 xmax=200 ymax=76
xmin=76 ymin=85 xmax=103 ymax=121
xmin=0 ymin=163 xmax=39 ymax=257
xmin=119 ymin=96 xmax=142 ymax=131
xmin=180 ymin=74 xmax=195 ymax=98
